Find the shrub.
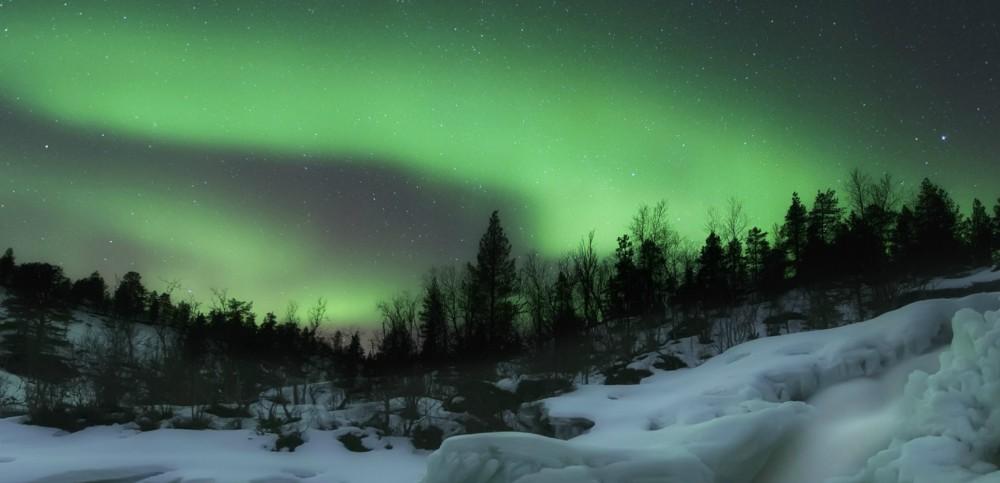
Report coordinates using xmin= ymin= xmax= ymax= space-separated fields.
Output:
xmin=338 ymin=431 xmax=371 ymax=452
xmin=172 ymin=414 xmax=213 ymax=430
xmin=411 ymin=425 xmax=444 ymax=450
xmin=274 ymin=431 xmax=305 ymax=452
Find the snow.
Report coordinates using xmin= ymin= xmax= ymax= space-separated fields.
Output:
xmin=423 ymin=293 xmax=1000 ymax=483
xmin=831 ymin=307 xmax=1000 ymax=483
xmin=930 ymin=267 xmax=1000 ymax=290
xmin=2 ymin=293 xmax=1000 ymax=482
xmin=0 ymin=421 xmax=427 ymax=483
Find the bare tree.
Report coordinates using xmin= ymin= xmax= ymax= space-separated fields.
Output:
xmin=709 ymin=197 xmax=749 ymax=244
xmin=572 ymin=231 xmax=602 ymax=327
xmin=714 ymin=303 xmax=759 ymax=353
xmin=520 ymin=252 xmax=554 ymax=344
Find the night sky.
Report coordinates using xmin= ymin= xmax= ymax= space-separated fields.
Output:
xmin=1 ymin=1 xmax=998 ymax=325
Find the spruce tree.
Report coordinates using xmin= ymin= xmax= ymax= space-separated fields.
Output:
xmin=607 ymin=235 xmax=638 ymax=318
xmin=113 ymin=271 xmax=147 ymax=320
xmin=0 ymin=248 xmax=14 ymax=287
xmin=467 ymin=211 xmax=519 ymax=356
xmin=745 ymin=227 xmax=769 ymax=285
xmin=993 ymin=198 xmax=1000 ymax=262
xmin=697 ymin=231 xmax=727 ymax=307
xmin=419 ymin=276 xmax=448 ymax=363
xmin=912 ymin=178 xmax=962 ymax=271
xmin=0 ymin=263 xmax=75 ymax=412
xmin=781 ymin=192 xmax=808 ymax=277
xmin=802 ymin=189 xmax=843 ymax=280
xmin=969 ymin=198 xmax=993 ymax=265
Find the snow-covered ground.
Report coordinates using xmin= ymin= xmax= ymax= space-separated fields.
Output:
xmin=930 ymin=267 xmax=1000 ymax=290
xmin=424 ymin=293 xmax=1000 ymax=483
xmin=2 ymin=293 xmax=1000 ymax=482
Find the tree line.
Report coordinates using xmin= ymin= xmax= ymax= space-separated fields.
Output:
xmin=0 ymin=169 xmax=998 ymax=442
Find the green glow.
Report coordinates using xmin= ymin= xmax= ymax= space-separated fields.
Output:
xmin=0 ymin=1 xmax=853 ymax=249
xmin=0 ymin=1 xmax=992 ymax=324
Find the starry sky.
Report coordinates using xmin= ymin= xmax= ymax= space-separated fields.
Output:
xmin=0 ymin=1 xmax=998 ymax=325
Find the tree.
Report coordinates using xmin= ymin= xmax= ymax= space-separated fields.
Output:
xmin=745 ymin=227 xmax=769 ymax=285
xmin=912 ymin=178 xmax=962 ymax=271
xmin=0 ymin=263 xmax=75 ymax=414
xmin=802 ymin=189 xmax=843 ymax=280
xmin=467 ymin=211 xmax=519 ymax=356
xmin=419 ymin=276 xmax=448 ymax=363
xmin=0 ymin=248 xmax=14 ymax=287
xmin=968 ymin=198 xmax=993 ymax=265
xmin=696 ymin=232 xmax=727 ymax=307
xmin=781 ymin=192 xmax=808 ymax=277
xmin=993 ymin=198 xmax=1000 ymax=262
xmin=113 ymin=271 xmax=147 ymax=320
xmin=378 ymin=293 xmax=418 ymax=366
xmin=606 ymin=235 xmax=638 ymax=319
xmin=572 ymin=231 xmax=602 ymax=327
xmin=71 ymin=271 xmax=109 ymax=311
xmin=891 ymin=204 xmax=917 ymax=270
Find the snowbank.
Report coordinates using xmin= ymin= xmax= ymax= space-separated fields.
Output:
xmin=931 ymin=267 xmax=1000 ymax=290
xmin=831 ymin=307 xmax=1000 ymax=483
xmin=0 ymin=421 xmax=427 ymax=482
xmin=423 ymin=294 xmax=1000 ymax=483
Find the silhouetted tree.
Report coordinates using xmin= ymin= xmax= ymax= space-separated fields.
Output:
xmin=0 ymin=248 xmax=14 ymax=287
xmin=113 ymin=271 xmax=147 ymax=320
xmin=419 ymin=276 xmax=448 ymax=363
xmin=466 ymin=211 xmax=519 ymax=357
xmin=968 ymin=198 xmax=993 ymax=265
xmin=697 ymin=231 xmax=727 ymax=307
xmin=912 ymin=178 xmax=962 ymax=271
xmin=802 ymin=189 xmax=843 ymax=280
xmin=0 ymin=263 xmax=75 ymax=414
xmin=71 ymin=271 xmax=109 ymax=311
xmin=606 ymin=235 xmax=638 ymax=319
xmin=781 ymin=192 xmax=808 ymax=277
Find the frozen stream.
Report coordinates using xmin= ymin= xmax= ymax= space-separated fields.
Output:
xmin=755 ymin=348 xmax=945 ymax=483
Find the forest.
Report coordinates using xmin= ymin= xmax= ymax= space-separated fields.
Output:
xmin=1 ymin=169 xmax=999 ymax=451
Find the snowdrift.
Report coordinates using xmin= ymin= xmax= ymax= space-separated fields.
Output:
xmin=423 ymin=294 xmax=1000 ymax=483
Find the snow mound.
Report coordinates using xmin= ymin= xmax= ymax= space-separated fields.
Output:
xmin=831 ymin=307 xmax=1000 ymax=483
xmin=422 ymin=294 xmax=1000 ymax=483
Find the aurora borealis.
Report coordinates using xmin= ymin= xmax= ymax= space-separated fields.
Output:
xmin=1 ymin=1 xmax=998 ymax=324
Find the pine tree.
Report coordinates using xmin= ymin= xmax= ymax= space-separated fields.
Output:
xmin=912 ymin=178 xmax=962 ymax=271
xmin=0 ymin=248 xmax=14 ymax=287
xmin=113 ymin=271 xmax=147 ymax=320
xmin=0 ymin=263 xmax=75 ymax=412
xmin=606 ymin=235 xmax=638 ymax=318
xmin=723 ymin=237 xmax=746 ymax=291
xmin=467 ymin=211 xmax=519 ymax=356
xmin=745 ymin=227 xmax=769 ymax=285
xmin=969 ymin=198 xmax=993 ymax=265
xmin=993 ymin=198 xmax=1000 ymax=263
xmin=697 ymin=231 xmax=727 ymax=307
xmin=71 ymin=271 xmax=108 ymax=310
xmin=419 ymin=276 xmax=448 ymax=363
xmin=891 ymin=204 xmax=917 ymax=270
xmin=802 ymin=189 xmax=843 ymax=280
xmin=636 ymin=238 xmax=668 ymax=316
xmin=781 ymin=192 xmax=808 ymax=277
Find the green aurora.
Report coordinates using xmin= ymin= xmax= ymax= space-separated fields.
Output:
xmin=0 ymin=1 xmax=996 ymax=323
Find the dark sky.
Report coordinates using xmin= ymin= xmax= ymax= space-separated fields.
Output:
xmin=0 ymin=0 xmax=997 ymax=324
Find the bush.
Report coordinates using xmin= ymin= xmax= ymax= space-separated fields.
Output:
xmin=26 ymin=405 xmax=134 ymax=432
xmin=172 ymin=415 xmax=213 ymax=430
xmin=652 ymin=354 xmax=686 ymax=371
xmin=602 ymin=366 xmax=652 ymax=385
xmin=515 ymin=378 xmax=573 ymax=402
xmin=338 ymin=431 xmax=371 ymax=452
xmin=411 ymin=425 xmax=444 ymax=450
xmin=275 ymin=431 xmax=305 ymax=452
xmin=206 ymin=403 xmax=251 ymax=419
